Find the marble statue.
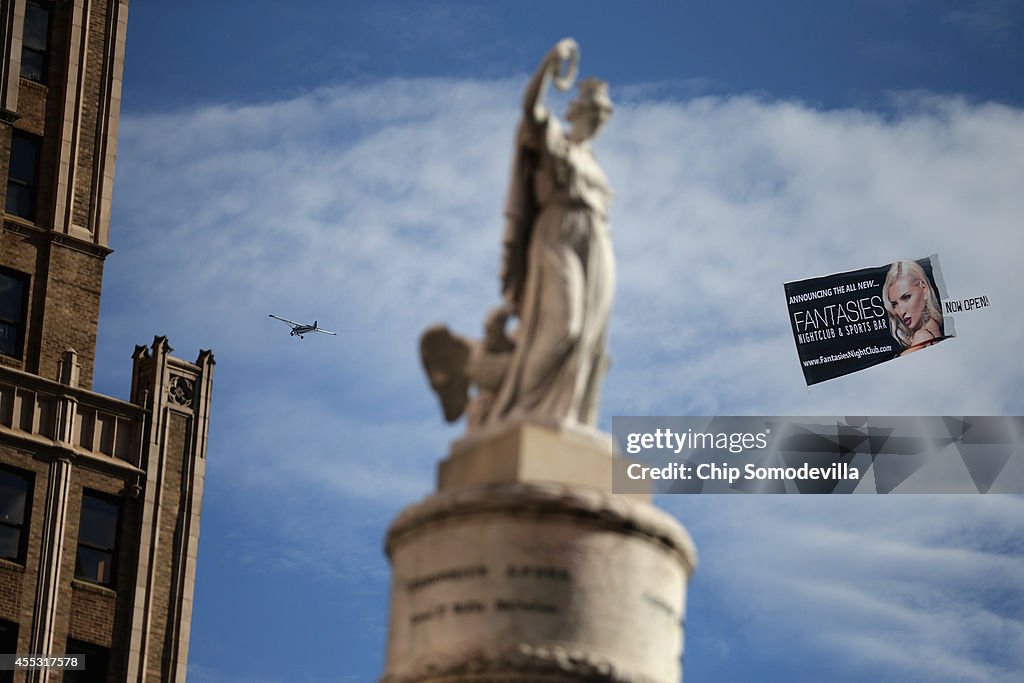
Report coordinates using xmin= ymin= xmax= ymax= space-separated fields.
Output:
xmin=421 ymin=38 xmax=614 ymax=431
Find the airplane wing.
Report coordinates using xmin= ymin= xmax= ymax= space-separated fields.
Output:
xmin=268 ymin=314 xmax=302 ymax=329
xmin=314 ymin=327 xmax=338 ymax=336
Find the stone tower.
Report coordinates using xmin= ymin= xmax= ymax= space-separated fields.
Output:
xmin=1 ymin=2 xmax=215 ymax=680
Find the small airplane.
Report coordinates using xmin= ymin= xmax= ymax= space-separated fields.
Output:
xmin=268 ymin=314 xmax=338 ymax=339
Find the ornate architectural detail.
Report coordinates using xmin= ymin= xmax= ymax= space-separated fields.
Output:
xmin=167 ymin=375 xmax=194 ymax=407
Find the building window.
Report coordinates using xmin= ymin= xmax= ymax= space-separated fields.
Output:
xmin=64 ymin=639 xmax=109 ymax=683
xmin=75 ymin=491 xmax=120 ymax=586
xmin=0 ymin=620 xmax=18 ymax=683
xmin=5 ymin=131 xmax=41 ymax=220
xmin=0 ymin=268 xmax=29 ymax=359
xmin=20 ymin=1 xmax=52 ymax=84
xmin=0 ymin=467 xmax=32 ymax=563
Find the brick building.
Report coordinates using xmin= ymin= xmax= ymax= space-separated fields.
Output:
xmin=0 ymin=1 xmax=214 ymax=681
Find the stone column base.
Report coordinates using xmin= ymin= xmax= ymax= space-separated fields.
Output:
xmin=382 ymin=423 xmax=697 ymax=683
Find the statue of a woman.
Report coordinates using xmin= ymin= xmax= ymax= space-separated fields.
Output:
xmin=489 ymin=38 xmax=615 ymax=428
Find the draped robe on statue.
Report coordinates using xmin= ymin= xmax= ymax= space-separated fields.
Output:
xmin=490 ymin=112 xmax=614 ymax=428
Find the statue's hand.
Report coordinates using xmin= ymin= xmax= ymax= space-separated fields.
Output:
xmin=552 ymin=38 xmax=578 ymax=63
xmin=549 ymin=38 xmax=579 ymax=92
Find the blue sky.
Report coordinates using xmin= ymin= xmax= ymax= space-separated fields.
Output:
xmin=90 ymin=2 xmax=1023 ymax=681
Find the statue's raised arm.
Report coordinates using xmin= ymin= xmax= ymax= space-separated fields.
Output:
xmin=522 ymin=38 xmax=579 ymax=123
xmin=501 ymin=38 xmax=578 ymax=309
xmin=422 ymin=38 xmax=615 ymax=432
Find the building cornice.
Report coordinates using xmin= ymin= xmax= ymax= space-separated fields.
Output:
xmin=2 ymin=218 xmax=114 ymax=258
xmin=0 ymin=363 xmax=146 ymax=474
xmin=0 ymin=363 xmax=141 ymax=416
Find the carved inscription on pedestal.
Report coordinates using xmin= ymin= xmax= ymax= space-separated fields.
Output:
xmin=643 ymin=591 xmax=680 ymax=621
xmin=405 ymin=563 xmax=571 ymax=626
xmin=506 ymin=564 xmax=570 ymax=581
xmin=410 ymin=603 xmax=446 ymax=625
xmin=406 ymin=564 xmax=488 ymax=593
xmin=383 ymin=484 xmax=697 ymax=683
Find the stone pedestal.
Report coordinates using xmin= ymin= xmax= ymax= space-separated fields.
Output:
xmin=438 ymin=421 xmax=646 ymax=497
xmin=381 ymin=423 xmax=697 ymax=683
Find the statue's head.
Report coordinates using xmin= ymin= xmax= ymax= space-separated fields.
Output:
xmin=568 ymin=78 xmax=613 ymax=142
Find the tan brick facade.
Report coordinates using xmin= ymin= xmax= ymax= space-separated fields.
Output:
xmin=0 ymin=2 xmax=214 ymax=682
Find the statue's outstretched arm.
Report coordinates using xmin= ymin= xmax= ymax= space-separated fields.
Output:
xmin=522 ymin=38 xmax=578 ymax=125
xmin=502 ymin=39 xmax=578 ymax=309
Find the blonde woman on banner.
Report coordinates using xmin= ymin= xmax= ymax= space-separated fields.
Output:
xmin=883 ymin=259 xmax=945 ymax=356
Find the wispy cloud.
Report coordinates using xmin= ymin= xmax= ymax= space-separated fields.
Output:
xmin=943 ymin=0 xmax=1024 ymax=55
xmin=675 ymin=495 xmax=1024 ymax=682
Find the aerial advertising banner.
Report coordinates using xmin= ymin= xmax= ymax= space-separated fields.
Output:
xmin=784 ymin=255 xmax=951 ymax=385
